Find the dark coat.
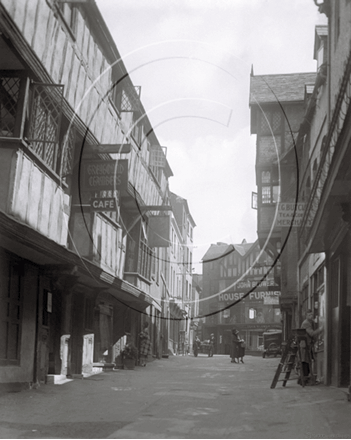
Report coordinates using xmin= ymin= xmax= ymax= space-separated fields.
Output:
xmin=300 ymin=319 xmax=320 ymax=364
xmin=230 ymin=333 xmax=243 ymax=359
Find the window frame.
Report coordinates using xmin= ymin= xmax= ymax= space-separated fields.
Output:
xmin=259 ymin=108 xmax=282 ymax=136
xmin=260 ymin=169 xmax=280 ymax=205
xmin=0 ymin=72 xmax=73 ymax=186
xmin=0 ymin=250 xmax=23 ymax=366
xmin=56 ymin=2 xmax=77 ymax=39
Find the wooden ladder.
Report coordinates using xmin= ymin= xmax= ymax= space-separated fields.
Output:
xmin=270 ymin=336 xmax=306 ymax=389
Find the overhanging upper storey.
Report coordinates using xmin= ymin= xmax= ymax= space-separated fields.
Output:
xmin=249 ymin=72 xmax=316 ymax=135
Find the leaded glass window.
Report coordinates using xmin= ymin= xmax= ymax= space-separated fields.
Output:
xmin=260 ymin=109 xmax=282 ymax=135
xmin=0 ymin=76 xmax=21 ymax=137
xmin=27 ymin=83 xmax=64 ymax=173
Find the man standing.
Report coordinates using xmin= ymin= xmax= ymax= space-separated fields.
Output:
xmin=210 ymin=333 xmax=216 ymax=354
xmin=300 ymin=309 xmax=323 ymax=385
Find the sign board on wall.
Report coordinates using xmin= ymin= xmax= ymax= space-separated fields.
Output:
xmin=218 ymin=290 xmax=281 ymax=302
xmin=277 ymin=203 xmax=312 ymax=227
xmin=263 ymin=296 xmax=279 ymax=305
xmin=81 ymin=159 xmax=128 ymax=192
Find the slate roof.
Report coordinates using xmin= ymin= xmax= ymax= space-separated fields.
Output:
xmin=234 ymin=241 xmax=254 ymax=256
xmin=202 ymin=243 xmax=235 ymax=263
xmin=249 ymin=72 xmax=317 ymax=106
xmin=202 ymin=241 xmax=255 ymax=262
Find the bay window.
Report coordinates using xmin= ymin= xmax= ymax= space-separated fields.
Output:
xmin=0 ymin=72 xmax=74 ymax=180
xmin=261 ymin=169 xmax=280 ymax=204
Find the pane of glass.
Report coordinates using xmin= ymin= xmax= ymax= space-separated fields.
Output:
xmin=0 ymin=321 xmax=7 ymax=358
xmin=260 ymin=112 xmax=270 ymax=134
xmin=10 ymin=265 xmax=20 ymax=300
xmin=262 ymin=186 xmax=271 ymax=203
xmin=7 ymin=323 xmax=19 ymax=360
xmin=272 ymin=185 xmax=280 ymax=203
xmin=0 ymin=76 xmax=21 ymax=137
xmin=272 ymin=111 xmax=281 ymax=132
xmin=0 ymin=257 xmax=9 ymax=299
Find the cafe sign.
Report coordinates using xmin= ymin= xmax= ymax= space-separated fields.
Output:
xmin=81 ymin=159 xmax=128 ymax=192
xmin=91 ymin=198 xmax=116 ymax=212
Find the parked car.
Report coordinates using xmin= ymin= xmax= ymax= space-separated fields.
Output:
xmin=262 ymin=330 xmax=282 ymax=358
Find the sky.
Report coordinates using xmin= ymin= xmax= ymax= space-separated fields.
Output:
xmin=95 ymin=0 xmax=327 ymax=272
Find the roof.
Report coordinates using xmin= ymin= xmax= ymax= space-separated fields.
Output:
xmin=202 ymin=243 xmax=235 ymax=263
xmin=202 ymin=240 xmax=255 ymax=262
xmin=170 ymin=192 xmax=196 ymax=227
xmin=249 ymin=72 xmax=317 ymax=106
xmin=234 ymin=241 xmax=254 ymax=256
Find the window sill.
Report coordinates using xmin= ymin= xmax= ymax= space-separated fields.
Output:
xmin=124 ymin=272 xmax=152 ymax=285
xmin=21 ymin=139 xmax=68 ymax=190
xmin=1 ymin=137 xmax=69 ymax=189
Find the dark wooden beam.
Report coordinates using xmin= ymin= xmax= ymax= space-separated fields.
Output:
xmin=83 ymin=144 xmax=131 ymax=154
xmin=139 ymin=205 xmax=172 ymax=212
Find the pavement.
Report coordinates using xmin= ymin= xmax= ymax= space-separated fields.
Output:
xmin=0 ymin=354 xmax=350 ymax=439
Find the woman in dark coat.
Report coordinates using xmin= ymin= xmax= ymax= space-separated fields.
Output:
xmin=230 ymin=328 xmax=245 ymax=363
xmin=230 ymin=328 xmax=241 ymax=363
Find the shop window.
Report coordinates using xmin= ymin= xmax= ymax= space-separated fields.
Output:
xmin=42 ymin=290 xmax=52 ymax=327
xmin=0 ymin=251 xmax=22 ymax=366
xmin=331 ymin=258 xmax=340 ymax=308
xmin=301 ymin=284 xmax=309 ymax=318
xmin=273 ymin=307 xmax=281 ymax=323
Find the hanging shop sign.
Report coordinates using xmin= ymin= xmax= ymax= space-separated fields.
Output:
xmin=81 ymin=159 xmax=128 ymax=192
xmin=91 ymin=197 xmax=117 ymax=212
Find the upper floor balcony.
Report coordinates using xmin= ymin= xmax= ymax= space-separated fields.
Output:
xmin=0 ymin=73 xmax=71 ymax=247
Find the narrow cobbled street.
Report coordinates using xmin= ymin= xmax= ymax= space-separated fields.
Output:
xmin=0 ymin=355 xmax=349 ymax=439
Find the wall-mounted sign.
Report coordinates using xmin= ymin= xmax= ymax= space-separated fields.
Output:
xmin=277 ymin=203 xmax=312 ymax=227
xmin=81 ymin=159 xmax=128 ymax=192
xmin=263 ymin=296 xmax=280 ymax=305
xmin=91 ymin=198 xmax=116 ymax=212
xmin=218 ymin=290 xmax=281 ymax=302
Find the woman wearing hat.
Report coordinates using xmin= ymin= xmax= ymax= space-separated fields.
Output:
xmin=230 ymin=328 xmax=245 ymax=363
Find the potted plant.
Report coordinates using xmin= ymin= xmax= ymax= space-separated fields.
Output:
xmin=121 ymin=343 xmax=138 ymax=370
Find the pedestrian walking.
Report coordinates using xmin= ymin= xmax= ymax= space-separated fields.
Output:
xmin=139 ymin=321 xmax=152 ymax=366
xmin=239 ymin=337 xmax=246 ymax=363
xmin=210 ymin=333 xmax=216 ymax=354
xmin=230 ymin=328 xmax=241 ymax=363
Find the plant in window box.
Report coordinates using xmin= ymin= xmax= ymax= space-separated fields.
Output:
xmin=121 ymin=343 xmax=138 ymax=369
